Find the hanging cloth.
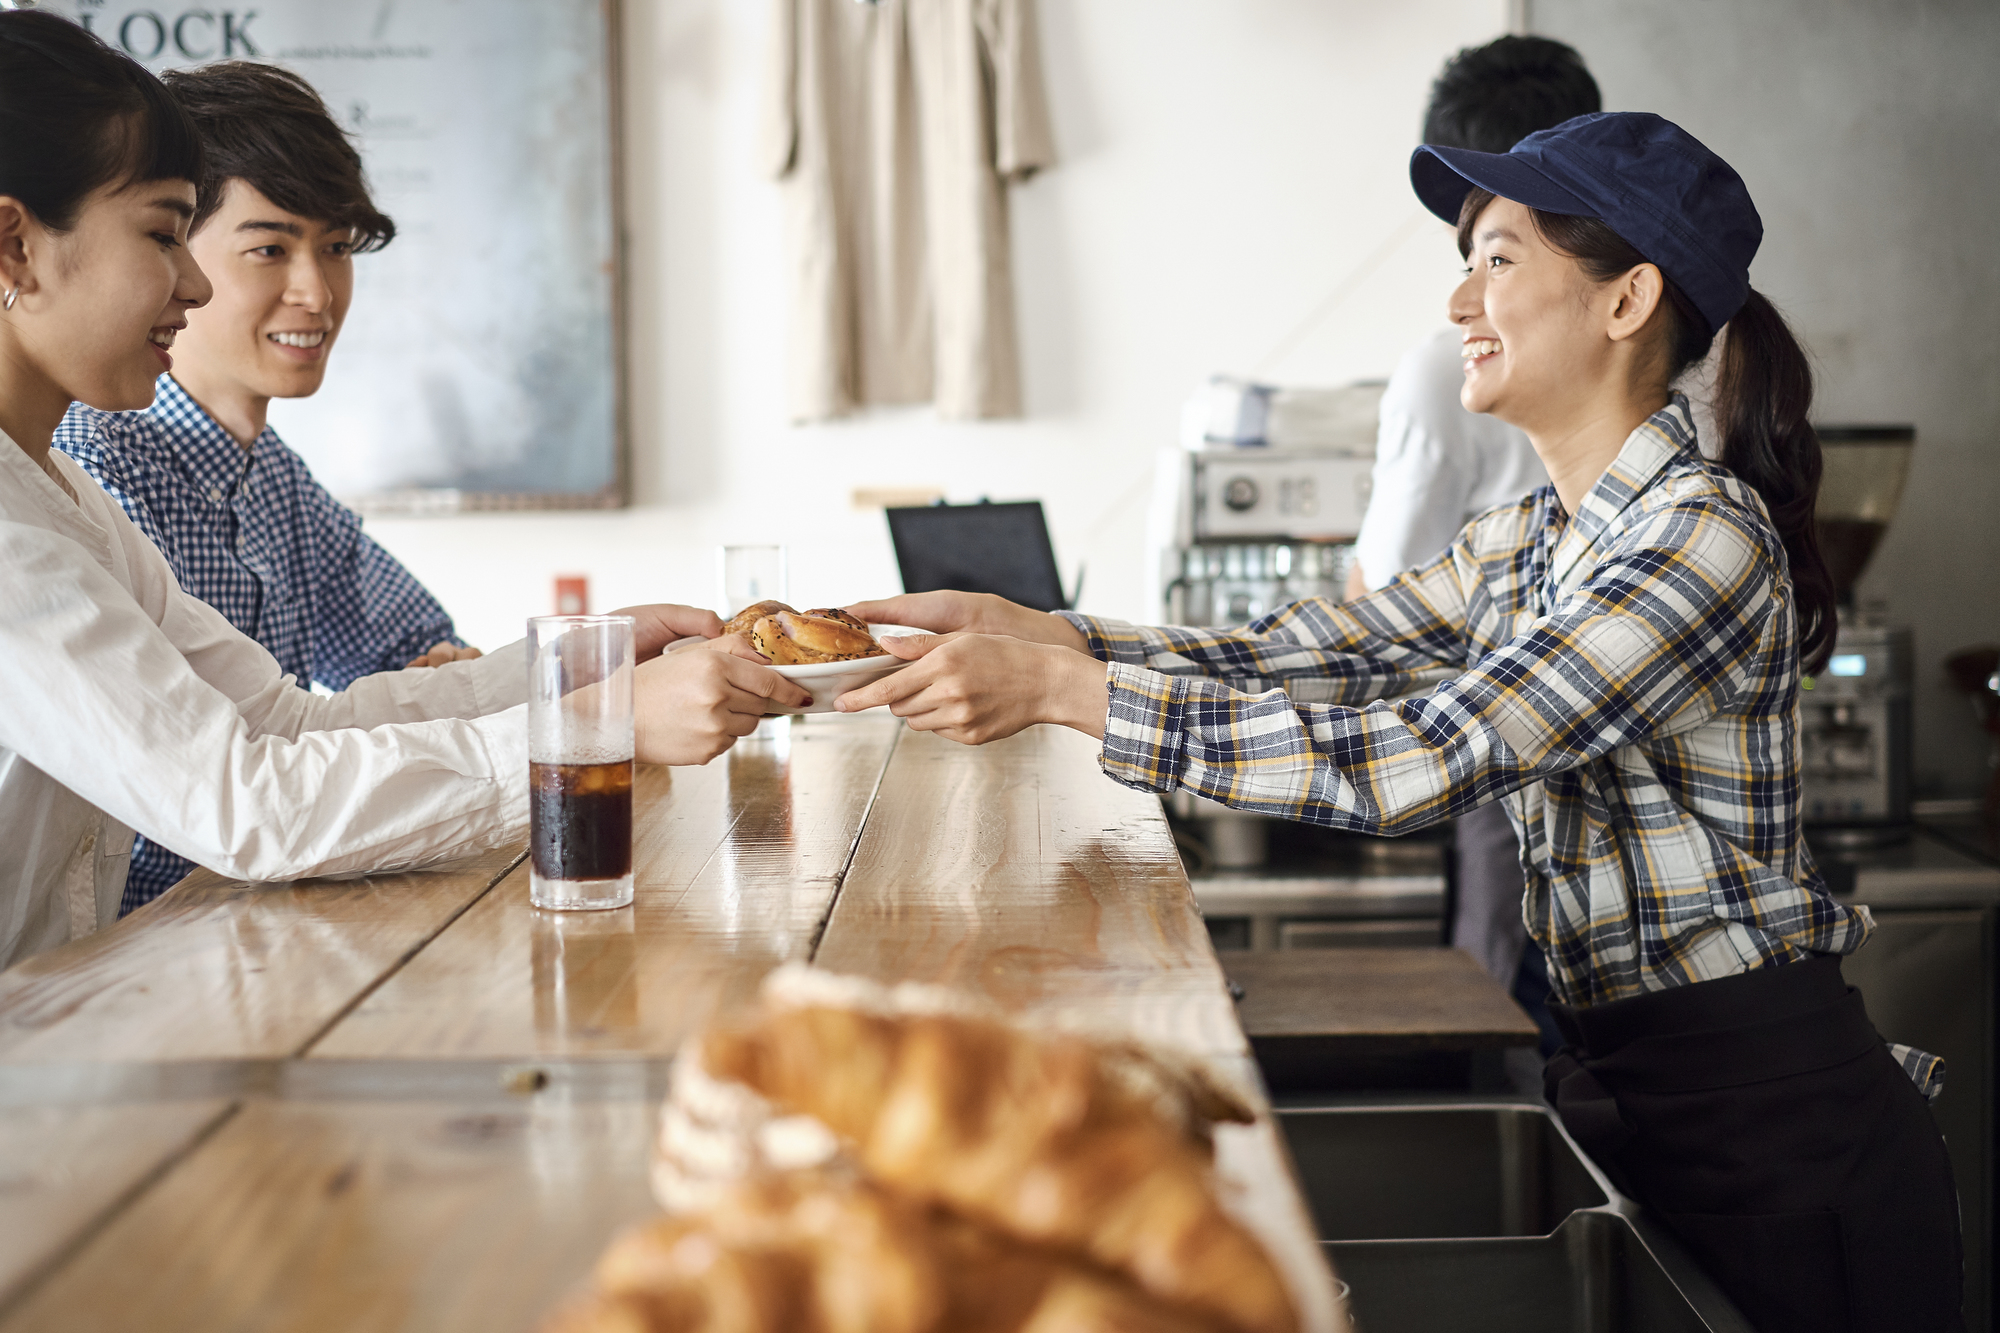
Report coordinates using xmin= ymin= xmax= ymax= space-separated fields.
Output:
xmin=762 ymin=0 xmax=1055 ymax=422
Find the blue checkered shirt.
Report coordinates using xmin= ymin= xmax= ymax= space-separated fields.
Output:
xmin=1062 ymin=397 xmax=1941 ymax=1098
xmin=53 ymin=375 xmax=463 ymax=912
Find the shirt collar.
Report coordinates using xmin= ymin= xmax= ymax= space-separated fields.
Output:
xmin=145 ymin=375 xmax=281 ymax=500
xmin=1549 ymin=394 xmax=1700 ymax=589
xmin=0 ymin=427 xmax=113 ymax=560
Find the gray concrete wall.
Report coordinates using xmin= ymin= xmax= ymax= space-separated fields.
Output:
xmin=1531 ymin=0 xmax=2000 ymax=799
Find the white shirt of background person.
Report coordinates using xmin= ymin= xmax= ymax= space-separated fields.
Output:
xmin=1349 ymin=326 xmax=1547 ymax=595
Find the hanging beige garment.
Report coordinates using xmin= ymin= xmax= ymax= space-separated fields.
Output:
xmin=762 ymin=0 xmax=1055 ymax=422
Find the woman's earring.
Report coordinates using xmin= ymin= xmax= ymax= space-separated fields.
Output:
xmin=1 ymin=289 xmax=15 ymax=312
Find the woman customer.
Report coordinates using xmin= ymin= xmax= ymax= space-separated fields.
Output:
xmin=842 ymin=112 xmax=1962 ymax=1330
xmin=0 ymin=11 xmax=807 ymax=969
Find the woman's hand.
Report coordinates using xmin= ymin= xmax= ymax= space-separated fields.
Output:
xmin=634 ymin=644 xmax=810 ymax=765
xmin=611 ymin=603 xmax=728 ymax=661
xmin=833 ymin=631 xmax=1108 ymax=744
xmin=845 ymin=591 xmax=1093 ymax=655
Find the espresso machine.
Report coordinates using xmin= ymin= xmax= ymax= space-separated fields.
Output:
xmin=1801 ymin=426 xmax=1917 ymax=845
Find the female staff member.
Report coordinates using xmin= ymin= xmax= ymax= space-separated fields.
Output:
xmin=0 ymin=12 xmax=808 ymax=968
xmin=844 ymin=112 xmax=1961 ymax=1330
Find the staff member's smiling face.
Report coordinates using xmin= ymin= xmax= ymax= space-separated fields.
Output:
xmin=174 ymin=178 xmax=354 ymax=409
xmin=1448 ymin=194 xmax=1664 ymax=440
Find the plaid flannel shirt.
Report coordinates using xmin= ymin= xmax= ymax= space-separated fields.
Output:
xmin=1065 ymin=398 xmax=1941 ymax=1098
xmin=52 ymin=375 xmax=463 ymax=912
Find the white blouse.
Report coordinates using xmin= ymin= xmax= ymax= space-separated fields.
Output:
xmin=0 ymin=434 xmax=529 ymax=970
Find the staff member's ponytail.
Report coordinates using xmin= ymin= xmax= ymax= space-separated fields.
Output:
xmin=1711 ymin=290 xmax=1834 ymax=674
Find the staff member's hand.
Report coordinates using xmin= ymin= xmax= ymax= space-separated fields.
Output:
xmin=612 ymin=603 xmax=729 ymax=661
xmin=833 ymin=631 xmax=1107 ymax=744
xmin=845 ymin=591 xmax=1094 ymax=656
xmin=635 ymin=642 xmax=810 ymax=765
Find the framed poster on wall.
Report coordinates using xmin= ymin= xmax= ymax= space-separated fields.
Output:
xmin=46 ymin=0 xmax=626 ymax=512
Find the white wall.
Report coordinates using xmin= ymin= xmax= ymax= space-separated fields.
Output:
xmin=336 ymin=0 xmax=1997 ymax=799
xmin=1532 ymin=0 xmax=2000 ymax=798
xmin=344 ymin=0 xmax=1510 ymax=637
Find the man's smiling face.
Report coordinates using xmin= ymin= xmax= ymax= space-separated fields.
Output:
xmin=174 ymin=177 xmax=355 ymax=407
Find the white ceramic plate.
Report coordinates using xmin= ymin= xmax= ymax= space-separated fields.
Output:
xmin=764 ymin=625 xmax=926 ymax=715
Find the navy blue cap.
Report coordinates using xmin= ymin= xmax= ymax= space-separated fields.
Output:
xmin=1411 ymin=111 xmax=1761 ymax=336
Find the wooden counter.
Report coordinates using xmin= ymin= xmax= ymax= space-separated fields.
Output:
xmin=0 ymin=716 xmax=1345 ymax=1332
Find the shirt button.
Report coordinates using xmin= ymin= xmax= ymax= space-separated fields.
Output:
xmin=208 ymin=486 xmax=224 ymax=504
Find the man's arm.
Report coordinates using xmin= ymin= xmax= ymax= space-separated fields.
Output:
xmin=291 ymin=463 xmax=466 ymax=689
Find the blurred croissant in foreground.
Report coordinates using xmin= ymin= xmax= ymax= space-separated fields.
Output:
xmin=543 ymin=1172 xmax=1221 ymax=1333
xmin=550 ymin=965 xmax=1300 ymax=1333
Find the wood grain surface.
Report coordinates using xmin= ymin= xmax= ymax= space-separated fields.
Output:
xmin=309 ymin=716 xmax=901 ymax=1059
xmin=3 ymin=717 xmax=1348 ymax=1333
xmin=0 ymin=1097 xmax=660 ymax=1333
xmin=0 ymin=846 xmax=524 ymax=1063
xmin=0 ymin=1101 xmax=232 ymax=1310
xmin=815 ymin=724 xmax=1243 ymax=1056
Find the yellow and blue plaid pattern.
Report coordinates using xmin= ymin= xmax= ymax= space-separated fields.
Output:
xmin=1065 ymin=398 xmax=1940 ymax=1095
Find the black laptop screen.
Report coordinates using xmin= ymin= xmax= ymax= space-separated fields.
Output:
xmin=885 ymin=501 xmax=1067 ymax=612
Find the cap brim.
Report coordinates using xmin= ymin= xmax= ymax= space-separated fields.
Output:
xmin=1410 ymin=144 xmax=1595 ymax=226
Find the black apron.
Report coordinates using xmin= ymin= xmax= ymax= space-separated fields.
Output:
xmin=1544 ymin=954 xmax=1963 ymax=1333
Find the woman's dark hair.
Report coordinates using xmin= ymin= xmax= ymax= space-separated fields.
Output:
xmin=1423 ymin=36 xmax=1601 ymax=154
xmin=1456 ymin=187 xmax=1837 ymax=674
xmin=0 ymin=11 xmax=203 ymax=231
xmin=164 ymin=62 xmax=394 ymax=252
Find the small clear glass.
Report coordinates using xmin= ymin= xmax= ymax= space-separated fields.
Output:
xmin=719 ymin=544 xmax=787 ymax=615
xmin=527 ymin=614 xmax=636 ymax=911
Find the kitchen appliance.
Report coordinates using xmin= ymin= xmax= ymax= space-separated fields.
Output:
xmin=1156 ymin=381 xmax=1384 ymax=632
xmin=1801 ymin=426 xmax=1916 ymax=844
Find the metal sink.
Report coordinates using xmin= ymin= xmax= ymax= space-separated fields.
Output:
xmin=1282 ymin=1103 xmax=1608 ymax=1239
xmin=1278 ymin=1103 xmax=1756 ymax=1333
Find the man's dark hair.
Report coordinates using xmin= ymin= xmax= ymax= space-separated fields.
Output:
xmin=1422 ymin=36 xmax=1601 ymax=154
xmin=164 ymin=61 xmax=394 ymax=251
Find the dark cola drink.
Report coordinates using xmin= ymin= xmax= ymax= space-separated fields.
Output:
xmin=530 ymin=759 xmax=634 ymax=908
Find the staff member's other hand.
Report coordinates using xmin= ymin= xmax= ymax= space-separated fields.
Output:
xmin=404 ymin=641 xmax=485 ymax=668
xmin=635 ymin=645 xmax=810 ymax=765
xmin=611 ymin=603 xmax=729 ymax=661
xmin=833 ymin=631 xmax=1107 ymax=745
xmin=845 ymin=591 xmax=1093 ymax=655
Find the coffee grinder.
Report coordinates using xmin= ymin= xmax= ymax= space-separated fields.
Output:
xmin=1801 ymin=426 xmax=1916 ymax=845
